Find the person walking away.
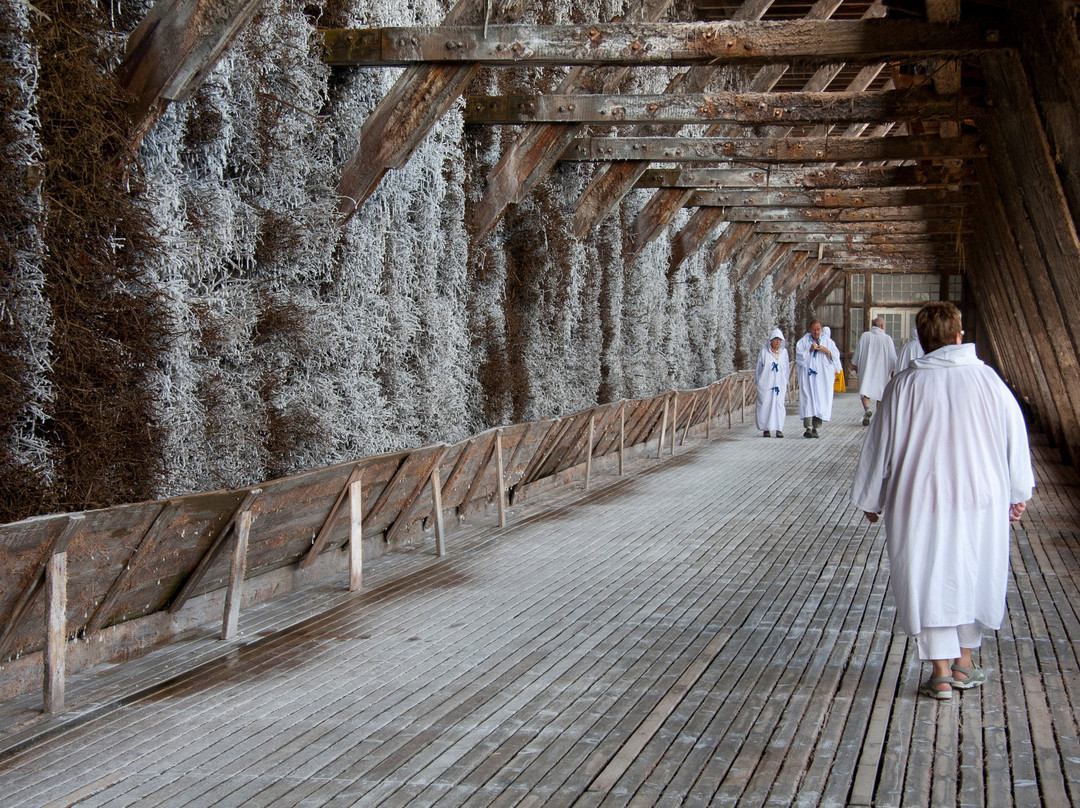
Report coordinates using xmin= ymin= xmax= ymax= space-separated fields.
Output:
xmin=896 ymin=325 xmax=924 ymax=371
xmin=754 ymin=328 xmax=789 ymax=437
xmin=795 ymin=320 xmax=838 ymax=438
xmin=851 ymin=317 xmax=897 ymax=426
xmin=850 ymin=301 xmax=1034 ymax=700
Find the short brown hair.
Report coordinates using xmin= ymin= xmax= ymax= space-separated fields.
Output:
xmin=916 ymin=301 xmax=962 ymax=354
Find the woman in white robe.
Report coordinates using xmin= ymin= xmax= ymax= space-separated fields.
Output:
xmin=754 ymin=328 xmax=788 ymax=436
xmin=851 ymin=302 xmax=1034 ymax=699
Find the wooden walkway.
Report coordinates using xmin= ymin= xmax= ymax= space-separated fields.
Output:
xmin=0 ymin=394 xmax=1077 ymax=808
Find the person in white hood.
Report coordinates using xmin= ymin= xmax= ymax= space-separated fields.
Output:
xmin=754 ymin=328 xmax=788 ymax=437
xmin=851 ymin=301 xmax=1034 ymax=701
xmin=795 ymin=320 xmax=840 ymax=438
xmin=851 ymin=317 xmax=897 ymax=426
xmin=896 ymin=325 xmax=925 ymax=371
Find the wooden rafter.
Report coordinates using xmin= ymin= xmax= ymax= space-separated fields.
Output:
xmin=118 ymin=0 xmax=265 ymax=144
xmin=463 ymin=89 xmax=984 ymax=126
xmin=634 ymin=164 xmax=972 ymax=190
xmin=322 ymin=19 xmax=1008 ymax=67
xmin=335 ymin=0 xmax=528 ymax=222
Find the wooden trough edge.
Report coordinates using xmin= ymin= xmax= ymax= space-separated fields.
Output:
xmin=0 ymin=372 xmax=758 ymax=709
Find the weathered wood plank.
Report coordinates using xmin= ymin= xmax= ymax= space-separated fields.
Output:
xmin=465 ymin=89 xmax=984 ymax=125
xmin=323 ymin=20 xmax=1009 ymax=67
xmin=562 ymin=134 xmax=984 ymax=163
xmin=43 ymin=551 xmax=67 ymax=715
xmin=691 ymin=186 xmax=967 ymax=208
xmin=635 ymin=164 xmax=970 ymax=190
xmin=117 ymin=0 xmax=264 ymax=140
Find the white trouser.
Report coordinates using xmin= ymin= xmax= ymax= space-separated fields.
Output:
xmin=916 ymin=622 xmax=982 ymax=661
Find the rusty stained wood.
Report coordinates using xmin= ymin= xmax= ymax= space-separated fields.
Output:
xmin=561 ymin=133 xmax=984 ymax=163
xmin=777 ymin=252 xmax=820 ymax=297
xmin=630 ymin=187 xmax=696 ymax=257
xmin=323 ymin=19 xmax=1008 ymax=67
xmin=695 ymin=204 xmax=968 ymax=223
xmin=335 ymin=0 xmax=527 ymax=221
xmin=299 ymin=464 xmax=363 ymax=570
xmin=383 ymin=445 xmax=451 ymax=547
xmin=469 ymin=0 xmax=676 ymax=242
xmin=464 ymin=89 xmax=985 ymax=126
xmin=634 ymin=164 xmax=972 ymax=190
xmin=711 ymin=221 xmax=758 ymax=267
xmin=117 ymin=0 xmax=264 ymax=140
xmin=744 ymin=242 xmax=796 ymax=295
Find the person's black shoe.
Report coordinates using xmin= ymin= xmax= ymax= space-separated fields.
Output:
xmin=803 ymin=428 xmax=813 ymax=438
xmin=811 ymin=428 xmax=820 ymax=438
xmin=763 ymin=430 xmax=771 ymax=437
xmin=776 ymin=431 xmax=784 ymax=438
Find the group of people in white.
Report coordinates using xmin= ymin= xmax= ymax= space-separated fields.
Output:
xmin=753 ymin=302 xmax=1034 ymax=701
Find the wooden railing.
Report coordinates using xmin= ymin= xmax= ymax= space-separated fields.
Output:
xmin=0 ymin=371 xmax=758 ymax=712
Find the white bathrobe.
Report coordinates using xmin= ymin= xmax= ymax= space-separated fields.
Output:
xmin=895 ymin=326 xmax=924 ymax=371
xmin=796 ymin=331 xmax=840 ymax=420
xmin=850 ymin=343 xmax=1035 ymax=636
xmin=754 ymin=328 xmax=788 ymax=432
xmin=852 ymin=326 xmax=897 ymax=402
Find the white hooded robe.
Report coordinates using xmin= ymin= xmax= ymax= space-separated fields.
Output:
xmin=852 ymin=325 xmax=897 ymax=402
xmin=850 ymin=343 xmax=1035 ymax=636
xmin=754 ymin=328 xmax=788 ymax=431
xmin=796 ymin=330 xmax=840 ymax=420
xmin=896 ymin=326 xmax=924 ymax=371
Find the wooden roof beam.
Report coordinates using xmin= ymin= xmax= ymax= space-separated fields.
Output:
xmin=689 ymin=187 xmax=968 ymax=208
xmin=335 ymin=0 xmax=528 ymax=222
xmin=705 ymin=204 xmax=967 ymax=222
xmin=323 ymin=19 xmax=1008 ymax=67
xmin=562 ymin=134 xmax=984 ymax=163
xmin=634 ymin=164 xmax=973 ymax=190
xmin=754 ymin=220 xmax=971 ymax=235
xmin=466 ymin=0 xmax=679 ymax=243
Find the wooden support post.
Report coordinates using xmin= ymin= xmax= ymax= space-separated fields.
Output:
xmin=670 ymin=393 xmax=679 ymax=456
xmin=495 ymin=429 xmax=507 ymax=528
xmin=349 ymin=479 xmax=363 ymax=590
xmin=618 ymin=402 xmax=625 ymax=476
xmin=706 ymin=386 xmax=714 ymax=439
xmin=222 ymin=509 xmax=251 ymax=641
xmin=431 ymin=468 xmax=446 ymax=557
xmin=741 ymin=377 xmax=748 ymax=423
xmin=44 ymin=551 xmax=67 ymax=715
xmin=657 ymin=396 xmax=669 ymax=458
xmin=585 ymin=415 xmax=595 ymax=490
xmin=727 ymin=380 xmax=733 ymax=428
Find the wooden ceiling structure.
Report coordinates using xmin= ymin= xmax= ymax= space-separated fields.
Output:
xmin=117 ymin=0 xmax=1080 ymax=463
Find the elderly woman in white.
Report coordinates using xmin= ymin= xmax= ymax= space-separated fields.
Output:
xmin=754 ymin=328 xmax=788 ymax=437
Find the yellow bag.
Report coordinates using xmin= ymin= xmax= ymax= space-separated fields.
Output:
xmin=834 ymin=369 xmax=846 ymax=393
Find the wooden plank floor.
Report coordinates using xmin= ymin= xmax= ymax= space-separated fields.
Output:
xmin=0 ymin=394 xmax=1077 ymax=808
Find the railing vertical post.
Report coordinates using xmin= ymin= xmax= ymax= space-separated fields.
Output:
xmin=727 ymin=380 xmax=733 ymax=428
xmin=618 ymin=402 xmax=625 ymax=476
xmin=657 ymin=396 xmax=669 ymax=459
xmin=741 ymin=377 xmax=747 ymax=423
xmin=585 ymin=414 xmax=595 ymax=490
xmin=496 ymin=429 xmax=507 ymax=528
xmin=431 ymin=468 xmax=446 ymax=557
xmin=706 ymin=386 xmax=713 ymax=439
xmin=44 ymin=551 xmax=67 ymax=715
xmin=222 ymin=510 xmax=251 ymax=640
xmin=670 ymin=393 xmax=678 ymax=456
xmin=349 ymin=479 xmax=364 ymax=590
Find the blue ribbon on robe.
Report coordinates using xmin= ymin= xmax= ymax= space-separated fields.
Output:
xmin=771 ymin=362 xmax=779 ymax=372
xmin=772 ymin=386 xmax=780 ymax=395
xmin=808 ymin=368 xmax=818 ymax=377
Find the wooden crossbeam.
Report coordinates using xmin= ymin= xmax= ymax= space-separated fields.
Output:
xmin=464 ymin=89 xmax=984 ymax=126
xmin=323 ymin=20 xmax=1007 ymax=67
xmin=561 ymin=134 xmax=984 ymax=163
xmin=690 ymin=187 xmax=967 ymax=208
xmin=570 ymin=0 xmax=783 ymax=241
xmin=634 ymin=164 xmax=971 ymax=190
xmin=690 ymin=204 xmax=968 ymax=222
xmin=754 ymin=220 xmax=971 ymax=235
xmin=773 ymin=232 xmax=966 ymax=244
xmin=469 ymin=0 xmax=676 ymax=243
xmin=335 ymin=0 xmax=527 ymax=221
xmin=669 ymin=210 xmax=730 ymax=276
